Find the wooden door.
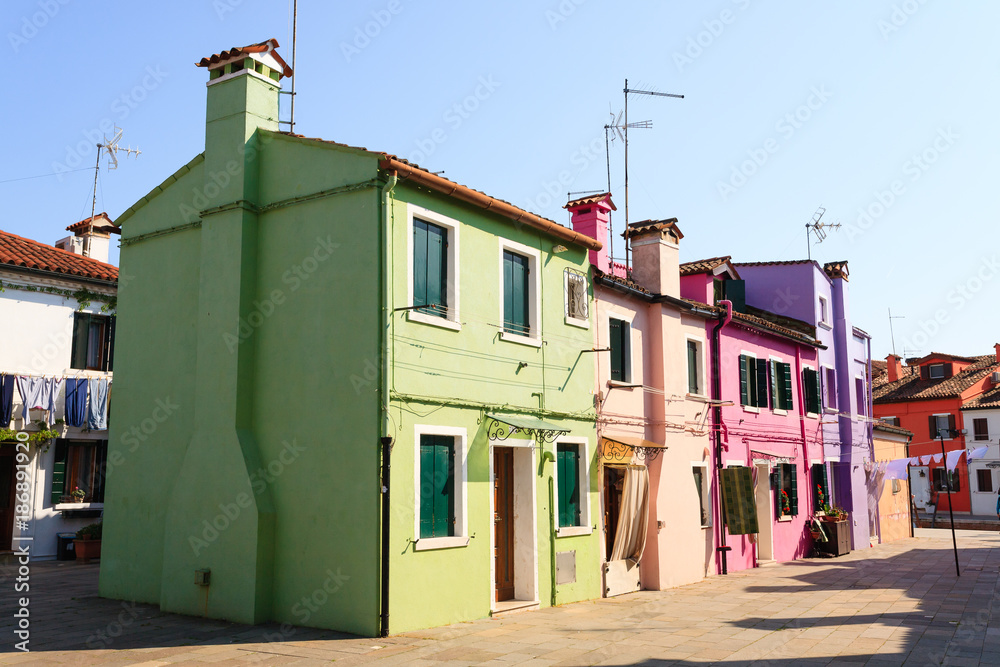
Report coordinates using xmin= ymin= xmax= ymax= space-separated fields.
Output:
xmin=0 ymin=450 xmax=15 ymax=551
xmin=494 ymin=447 xmax=515 ymax=602
xmin=603 ymin=467 xmax=623 ymax=561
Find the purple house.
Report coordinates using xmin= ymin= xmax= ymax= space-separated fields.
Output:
xmin=735 ymin=260 xmax=875 ymax=550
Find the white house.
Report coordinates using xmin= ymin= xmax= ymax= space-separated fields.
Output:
xmin=0 ymin=214 xmax=118 ymax=559
xmin=962 ymin=368 xmax=1000 ymax=516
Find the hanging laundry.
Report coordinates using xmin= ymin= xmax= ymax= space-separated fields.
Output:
xmin=945 ymin=449 xmax=964 ymax=472
xmin=721 ymin=466 xmax=759 ymax=535
xmin=883 ymin=459 xmax=910 ymax=480
xmin=967 ymin=446 xmax=989 ymax=461
xmin=932 ymin=453 xmax=943 ymax=464
xmin=920 ymin=455 xmax=933 ymax=465
xmin=16 ymin=376 xmax=61 ymax=427
xmin=0 ymin=375 xmax=14 ymax=427
xmin=910 ymin=457 xmax=920 ymax=465
xmin=65 ymin=378 xmax=89 ymax=428
xmin=88 ymin=378 xmax=109 ymax=430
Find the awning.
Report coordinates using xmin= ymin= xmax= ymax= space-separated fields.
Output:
xmin=485 ymin=413 xmax=570 ymax=443
xmin=600 ymin=434 xmax=667 ymax=463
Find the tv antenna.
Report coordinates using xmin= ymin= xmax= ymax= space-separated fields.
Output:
xmin=888 ymin=307 xmax=905 ymax=357
xmin=623 ymin=80 xmax=684 ymax=271
xmin=805 ymin=206 xmax=840 ymax=260
xmin=279 ymin=0 xmax=299 ymax=131
xmin=89 ymin=125 xmax=140 ymax=256
xmin=603 ymin=107 xmax=652 ymax=269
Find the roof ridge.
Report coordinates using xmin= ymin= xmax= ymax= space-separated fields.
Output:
xmin=0 ymin=229 xmax=119 ymax=270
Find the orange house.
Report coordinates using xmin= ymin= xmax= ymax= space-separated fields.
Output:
xmin=873 ymin=348 xmax=999 ymax=513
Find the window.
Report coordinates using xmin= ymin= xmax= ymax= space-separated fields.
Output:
xmin=802 ymin=368 xmax=821 ymax=415
xmin=412 ymin=218 xmax=448 ymax=318
xmin=413 ymin=426 xmax=467 ymax=550
xmin=71 ymin=313 xmax=115 ymax=371
xmin=776 ymin=463 xmax=798 ymax=517
xmin=769 ymin=360 xmax=793 ymax=411
xmin=811 ymin=463 xmax=829 ymax=510
xmin=932 ymin=467 xmax=961 ymax=492
xmin=50 ymin=439 xmax=107 ymax=504
xmin=687 ymin=339 xmax=703 ymax=395
xmin=739 ymin=354 xmax=769 ymax=409
xmin=407 ymin=205 xmax=459 ymax=330
xmin=692 ymin=464 xmax=711 ymax=527
xmin=419 ymin=434 xmax=455 ymax=538
xmin=929 ymin=414 xmax=955 ymax=440
xmin=855 ymin=377 xmax=866 ymax=417
xmin=609 ymin=318 xmax=632 ymax=383
xmin=557 ymin=443 xmax=582 ymax=527
xmin=892 ymin=479 xmax=901 ymax=494
xmin=929 ymin=364 xmax=946 ymax=380
xmin=499 ymin=239 xmax=541 ymax=345
xmin=977 ymin=469 xmax=994 ymax=493
xmin=818 ymin=295 xmax=829 ymax=325
xmin=822 ymin=367 xmax=837 ymax=410
xmin=974 ymin=418 xmax=989 ymax=442
xmin=564 ymin=269 xmax=589 ymax=327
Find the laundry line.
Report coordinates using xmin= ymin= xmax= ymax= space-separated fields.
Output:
xmin=0 ymin=372 xmax=111 ymax=431
xmin=877 ymin=446 xmax=991 ymax=480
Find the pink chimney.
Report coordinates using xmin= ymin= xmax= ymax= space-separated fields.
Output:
xmin=565 ymin=193 xmax=615 ymax=273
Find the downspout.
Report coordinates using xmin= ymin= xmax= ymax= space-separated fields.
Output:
xmin=548 ymin=476 xmax=557 ymax=607
xmin=379 ymin=171 xmax=397 ymax=638
xmin=711 ymin=300 xmax=733 ymax=575
xmin=794 ymin=344 xmax=808 ymax=480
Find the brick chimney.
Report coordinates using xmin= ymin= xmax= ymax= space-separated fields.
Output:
xmin=887 ymin=354 xmax=903 ymax=382
xmin=565 ymin=193 xmax=615 ymax=273
xmin=995 ymin=343 xmax=1000 ymax=364
xmin=626 ymin=218 xmax=683 ymax=296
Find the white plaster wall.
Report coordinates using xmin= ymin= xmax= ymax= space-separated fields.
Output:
xmin=963 ymin=407 xmax=1000 ymax=515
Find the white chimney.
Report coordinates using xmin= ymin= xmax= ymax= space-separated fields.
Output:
xmin=63 ymin=212 xmax=119 ymax=264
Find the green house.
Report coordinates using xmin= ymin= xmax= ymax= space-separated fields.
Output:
xmin=98 ymin=39 xmax=602 ymax=636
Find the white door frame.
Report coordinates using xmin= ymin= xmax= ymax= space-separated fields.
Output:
xmin=488 ymin=440 xmax=538 ymax=611
xmin=754 ymin=461 xmax=774 ymax=562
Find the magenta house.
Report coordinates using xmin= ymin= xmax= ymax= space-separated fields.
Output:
xmin=681 ymin=259 xmax=826 ymax=571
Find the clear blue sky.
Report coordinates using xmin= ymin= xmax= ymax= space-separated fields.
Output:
xmin=5 ymin=0 xmax=998 ymax=360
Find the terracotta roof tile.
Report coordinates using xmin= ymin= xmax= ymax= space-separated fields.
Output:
xmin=564 ymin=193 xmax=616 ymax=210
xmin=873 ymin=420 xmax=913 ymax=437
xmin=873 ymin=354 xmax=998 ymax=404
xmin=625 ymin=218 xmax=684 ymax=241
xmin=734 ymin=259 xmax=817 ymax=268
xmin=0 ymin=230 xmax=118 ymax=283
xmin=680 ymin=256 xmax=733 ymax=276
xmin=66 ymin=212 xmax=121 ymax=235
xmin=197 ymin=38 xmax=292 ymax=77
xmin=731 ymin=310 xmax=821 ymax=347
xmin=963 ymin=382 xmax=1000 ymax=410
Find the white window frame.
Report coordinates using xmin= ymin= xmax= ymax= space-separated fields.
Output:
xmin=974 ymin=468 xmax=994 ymax=494
xmin=413 ymin=425 xmax=469 ymax=551
xmin=406 ymin=204 xmax=461 ymax=332
xmin=822 ymin=364 xmax=837 ymax=413
xmin=802 ymin=363 xmax=819 ymax=419
xmin=685 ymin=336 xmax=707 ymax=398
xmin=741 ymin=349 xmax=760 ymax=414
xmin=818 ymin=295 xmax=831 ymax=328
xmin=928 ymin=363 xmax=946 ymax=380
xmin=563 ymin=268 xmax=590 ymax=329
xmin=692 ymin=461 xmax=712 ymax=528
xmin=932 ymin=413 xmax=953 ymax=441
xmin=606 ymin=309 xmax=637 ymax=387
xmin=498 ymin=238 xmax=542 ymax=348
xmin=554 ymin=436 xmax=592 ymax=537
xmin=768 ymin=355 xmax=788 ymax=416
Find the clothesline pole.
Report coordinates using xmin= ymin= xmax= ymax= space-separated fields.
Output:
xmin=939 ymin=430 xmax=960 ymax=577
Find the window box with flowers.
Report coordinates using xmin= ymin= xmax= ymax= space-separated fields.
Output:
xmin=775 ymin=463 xmax=797 ymax=521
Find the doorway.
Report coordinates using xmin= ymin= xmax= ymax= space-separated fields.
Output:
xmin=910 ymin=466 xmax=930 ymax=509
xmin=494 ymin=447 xmax=514 ymax=602
xmin=754 ymin=462 xmax=773 ymax=562
xmin=0 ymin=448 xmax=15 ymax=551
xmin=603 ymin=466 xmax=624 ymax=562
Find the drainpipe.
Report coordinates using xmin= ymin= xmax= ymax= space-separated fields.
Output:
xmin=378 ymin=171 xmax=397 ymax=638
xmin=711 ymin=300 xmax=733 ymax=575
xmin=548 ymin=476 xmax=557 ymax=607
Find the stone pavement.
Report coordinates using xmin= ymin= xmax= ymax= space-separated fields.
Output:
xmin=3 ymin=529 xmax=1000 ymax=665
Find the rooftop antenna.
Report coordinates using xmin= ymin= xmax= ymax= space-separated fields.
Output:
xmin=89 ymin=125 xmax=140 ymax=256
xmin=623 ymin=80 xmax=684 ymax=272
xmin=888 ymin=307 xmax=905 ymax=357
xmin=805 ymin=206 xmax=841 ymax=261
xmin=604 ymin=107 xmax=651 ymax=270
xmin=279 ymin=0 xmax=298 ymax=132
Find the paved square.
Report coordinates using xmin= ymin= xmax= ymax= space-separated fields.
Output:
xmin=3 ymin=529 xmax=1000 ymax=665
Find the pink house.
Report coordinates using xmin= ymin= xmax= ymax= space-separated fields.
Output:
xmin=680 ymin=259 xmax=826 ymax=570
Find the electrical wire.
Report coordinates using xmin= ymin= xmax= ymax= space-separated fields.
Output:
xmin=0 ymin=167 xmax=92 ymax=186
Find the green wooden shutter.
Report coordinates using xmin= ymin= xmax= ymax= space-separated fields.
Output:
xmin=413 ymin=220 xmax=428 ymax=310
xmin=105 ymin=316 xmax=116 ymax=372
xmin=425 ymin=222 xmax=446 ymax=316
xmin=769 ymin=360 xmax=779 ymax=409
xmin=50 ymin=439 xmax=68 ymax=505
xmin=503 ymin=251 xmax=529 ymax=335
xmin=781 ymin=363 xmax=793 ymax=409
xmin=755 ymin=358 xmax=769 ymax=408
xmin=433 ymin=440 xmax=454 ymax=537
xmin=789 ymin=464 xmax=798 ymax=516
xmin=687 ymin=341 xmax=698 ymax=394
xmin=620 ymin=321 xmax=630 ymax=382
xmin=419 ymin=439 xmax=435 ymax=538
xmin=610 ymin=320 xmax=624 ymax=382
xmin=557 ymin=444 xmax=581 ymax=527
xmin=775 ymin=464 xmax=784 ymax=519
xmin=812 ymin=370 xmax=822 ymax=413
xmin=93 ymin=440 xmax=108 ymax=502
xmin=71 ymin=313 xmax=89 ymax=370
xmin=739 ymin=355 xmax=749 ymax=405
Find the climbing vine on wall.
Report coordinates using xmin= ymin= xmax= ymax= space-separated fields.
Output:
xmin=0 ymin=280 xmax=116 ymax=313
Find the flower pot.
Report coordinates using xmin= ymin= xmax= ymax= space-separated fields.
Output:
xmin=74 ymin=537 xmax=101 ymax=563
xmin=810 ymin=531 xmax=822 ymax=539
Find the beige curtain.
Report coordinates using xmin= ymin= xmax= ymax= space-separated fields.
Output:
xmin=610 ymin=466 xmax=649 ymax=563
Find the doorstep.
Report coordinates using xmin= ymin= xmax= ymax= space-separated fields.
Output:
xmin=756 ymin=559 xmax=779 ymax=568
xmin=491 ymin=599 xmax=539 ymax=618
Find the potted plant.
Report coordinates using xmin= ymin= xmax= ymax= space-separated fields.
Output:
xmin=71 ymin=486 xmax=86 ymax=503
xmin=75 ymin=522 xmax=102 ymax=563
xmin=808 ymin=518 xmax=826 ymax=541
xmin=779 ymin=490 xmax=791 ymax=517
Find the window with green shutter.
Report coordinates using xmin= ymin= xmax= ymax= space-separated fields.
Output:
xmin=687 ymin=340 xmax=701 ymax=395
xmin=755 ymin=359 xmax=769 ymax=408
xmin=812 ymin=463 xmax=829 ymax=510
xmin=557 ymin=443 xmax=582 ymax=527
xmin=802 ymin=368 xmax=821 ymax=414
xmin=503 ymin=250 xmax=530 ymax=335
xmin=777 ymin=463 xmax=797 ymax=517
xmin=739 ymin=355 xmax=769 ymax=408
xmin=771 ymin=361 xmax=793 ymax=411
xmin=413 ymin=218 xmax=448 ymax=318
xmin=419 ymin=435 xmax=455 ymax=538
xmin=50 ymin=439 xmax=68 ymax=505
xmin=609 ymin=318 xmax=631 ymax=382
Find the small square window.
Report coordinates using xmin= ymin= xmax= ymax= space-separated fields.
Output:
xmin=818 ymin=296 xmax=830 ymax=324
xmin=564 ymin=269 xmax=589 ymax=325
xmin=977 ymin=469 xmax=993 ymax=493
xmin=692 ymin=465 xmax=711 ymax=527
xmin=929 ymin=364 xmax=945 ymax=380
